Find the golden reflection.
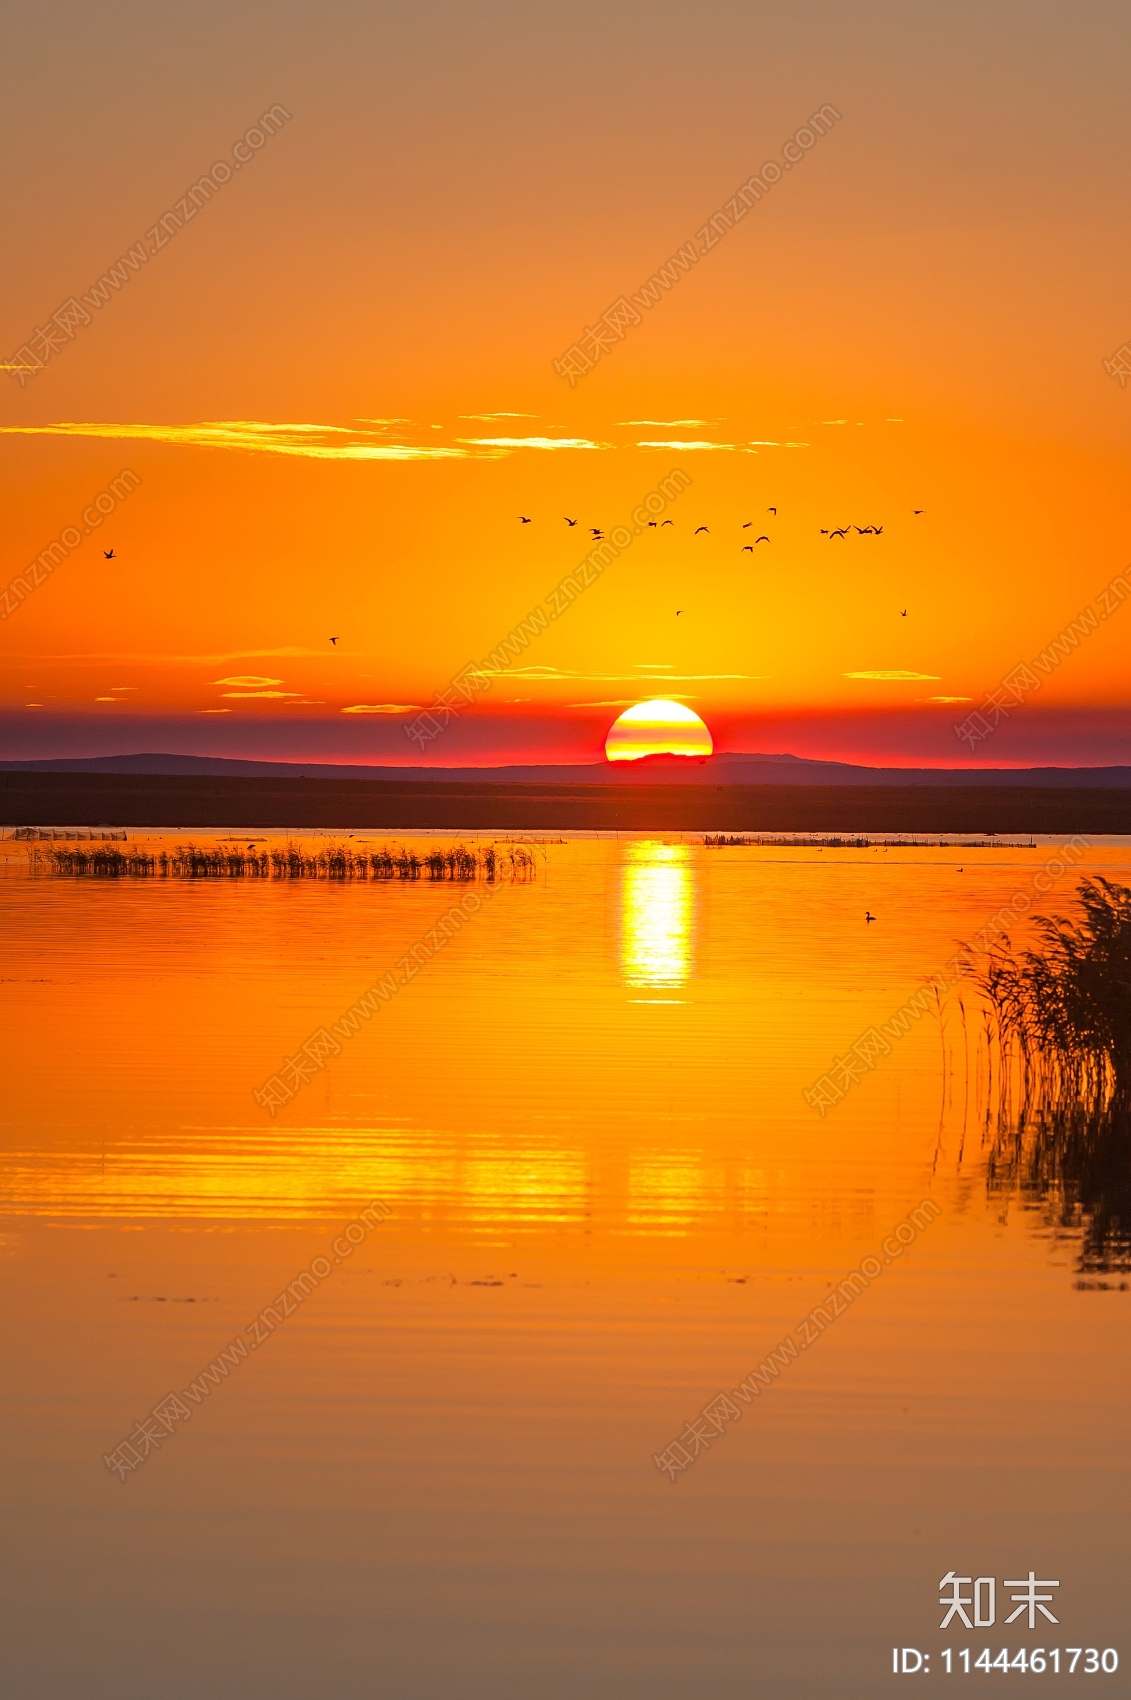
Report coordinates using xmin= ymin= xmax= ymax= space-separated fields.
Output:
xmin=619 ymin=842 xmax=695 ymax=988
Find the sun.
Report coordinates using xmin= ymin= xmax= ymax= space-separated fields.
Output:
xmin=605 ymin=699 xmax=714 ymax=762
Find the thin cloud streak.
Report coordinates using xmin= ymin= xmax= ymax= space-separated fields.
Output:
xmin=0 ymin=421 xmax=490 ymax=461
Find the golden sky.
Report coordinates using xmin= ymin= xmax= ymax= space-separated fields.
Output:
xmin=4 ymin=0 xmax=1131 ymax=766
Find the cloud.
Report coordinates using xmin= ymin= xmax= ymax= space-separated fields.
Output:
xmin=618 ymin=418 xmax=715 ymax=427
xmin=924 ymin=694 xmax=972 ymax=703
xmin=470 ymin=664 xmax=762 ymax=682
xmin=843 ymin=670 xmax=942 ymax=682
xmin=213 ymin=675 xmax=283 ymax=687
xmin=94 ymin=696 xmax=117 ymax=702
xmin=220 ymin=689 xmax=305 ymax=699
xmin=198 ymin=708 xmax=232 ymax=714
xmin=341 ymin=703 xmax=423 ymax=715
xmin=0 ymin=421 xmax=491 ymax=461
xmin=568 ymin=696 xmax=696 ymax=708
xmin=456 ymin=435 xmax=607 ymax=450
xmin=459 ymin=412 xmax=538 ymax=421
xmin=635 ymin=439 xmax=747 ymax=451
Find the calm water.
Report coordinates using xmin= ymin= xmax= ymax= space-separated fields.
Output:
xmin=3 ymin=831 xmax=1129 ymax=1697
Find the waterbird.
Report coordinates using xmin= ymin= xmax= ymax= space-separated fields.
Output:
xmin=743 ymin=521 xmax=753 ymax=528
xmin=661 ymin=519 xmax=673 ymax=526
xmin=675 ymin=609 xmax=683 ymax=615
xmin=741 ymin=544 xmax=753 ymax=552
xmin=900 ymin=608 xmax=907 ymax=617
xmin=754 ymin=534 xmax=770 ymax=544
xmin=103 ymin=549 xmax=115 ymax=559
xmin=564 ymin=517 xmax=577 ymax=526
xmin=767 ymin=506 xmax=777 ymax=515
xmin=518 ymin=514 xmax=531 ymax=523
xmin=913 ymin=509 xmax=924 ymax=515
xmin=330 ymin=636 xmax=340 ymax=645
xmin=829 ymin=527 xmax=848 ymax=539
xmin=694 ymin=525 xmax=709 ymax=534
xmin=865 ymin=911 xmax=877 ymax=922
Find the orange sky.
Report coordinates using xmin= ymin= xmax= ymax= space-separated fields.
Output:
xmin=4 ymin=0 xmax=1131 ymax=766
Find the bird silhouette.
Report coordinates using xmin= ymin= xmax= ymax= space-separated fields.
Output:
xmin=589 ymin=527 xmax=603 ymax=536
xmin=767 ymin=506 xmax=777 ymax=515
xmin=103 ymin=549 xmax=115 ymax=559
xmin=661 ymin=519 xmax=673 ymax=526
xmin=675 ymin=609 xmax=683 ymax=616
xmin=743 ymin=520 xmax=753 ymax=528
xmin=900 ymin=609 xmax=907 ymax=617
xmin=741 ymin=544 xmax=754 ymax=552
xmin=913 ymin=509 xmax=924 ymax=515
xmin=647 ymin=520 xmax=658 ymax=527
xmin=820 ymin=529 xmax=828 ymax=535
xmin=874 ymin=525 xmax=884 ymax=535
xmin=865 ymin=911 xmax=877 ymax=923
xmin=754 ymin=535 xmax=770 ymax=544
xmin=564 ymin=517 xmax=577 ymax=526
xmin=330 ymin=637 xmax=340 ymax=645
xmin=829 ymin=527 xmax=848 ymax=539
xmin=518 ymin=515 xmax=531 ymax=523
xmin=694 ymin=525 xmax=709 ymax=535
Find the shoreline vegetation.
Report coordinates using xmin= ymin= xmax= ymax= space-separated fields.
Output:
xmin=949 ymin=877 xmax=1131 ymax=1278
xmin=31 ymin=841 xmax=537 ymax=881
xmin=974 ymin=877 xmax=1131 ymax=1112
xmin=704 ymin=833 xmax=1034 ymax=848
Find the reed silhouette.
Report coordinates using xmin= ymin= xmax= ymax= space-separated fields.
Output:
xmin=34 ymin=840 xmax=536 ymax=882
xmin=967 ymin=876 xmax=1131 ymax=1278
xmin=978 ymin=876 xmax=1131 ymax=1113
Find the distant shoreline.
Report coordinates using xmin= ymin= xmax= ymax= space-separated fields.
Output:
xmin=3 ymin=772 xmax=1130 ymax=834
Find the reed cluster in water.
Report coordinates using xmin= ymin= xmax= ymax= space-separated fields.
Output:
xmin=33 ymin=841 xmax=537 ymax=882
xmin=976 ymin=877 xmax=1131 ymax=1113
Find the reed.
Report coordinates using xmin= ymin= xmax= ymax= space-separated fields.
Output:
xmin=975 ymin=876 xmax=1131 ymax=1115
xmin=33 ymin=840 xmax=536 ymax=883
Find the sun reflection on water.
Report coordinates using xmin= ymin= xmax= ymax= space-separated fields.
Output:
xmin=619 ymin=842 xmax=695 ymax=989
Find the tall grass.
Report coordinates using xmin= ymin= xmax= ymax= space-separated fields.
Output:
xmin=33 ymin=841 xmax=536 ymax=882
xmin=956 ymin=877 xmax=1131 ymax=1277
xmin=976 ymin=877 xmax=1131 ymax=1113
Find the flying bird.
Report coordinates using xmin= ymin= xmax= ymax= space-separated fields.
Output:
xmin=741 ymin=544 xmax=754 ymax=552
xmin=767 ymin=506 xmax=777 ymax=515
xmin=661 ymin=519 xmax=673 ymax=526
xmin=900 ymin=609 xmax=907 ymax=617
xmin=647 ymin=520 xmax=658 ymax=527
xmin=518 ymin=515 xmax=531 ymax=523
xmin=103 ymin=549 xmax=115 ymax=559
xmin=743 ymin=521 xmax=753 ymax=528
xmin=694 ymin=525 xmax=709 ymax=534
xmin=754 ymin=535 xmax=770 ymax=544
xmin=829 ymin=527 xmax=848 ymax=539
xmin=675 ymin=609 xmax=683 ymax=616
xmin=874 ymin=525 xmax=884 ymax=535
xmin=913 ymin=509 xmax=925 ymax=515
xmin=564 ymin=517 xmax=577 ymax=526
xmin=330 ymin=637 xmax=340 ymax=645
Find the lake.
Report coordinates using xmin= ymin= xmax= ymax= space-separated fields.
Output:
xmin=3 ymin=830 xmax=1128 ymax=1696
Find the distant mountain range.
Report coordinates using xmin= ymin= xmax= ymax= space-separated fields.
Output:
xmin=4 ymin=751 xmax=1131 ymax=788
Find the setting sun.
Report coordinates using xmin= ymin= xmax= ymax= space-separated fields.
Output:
xmin=604 ymin=699 xmax=714 ymax=762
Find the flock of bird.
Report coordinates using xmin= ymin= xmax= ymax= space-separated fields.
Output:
xmin=508 ymin=506 xmax=926 ymax=621
xmin=517 ymin=508 xmax=924 ymax=552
